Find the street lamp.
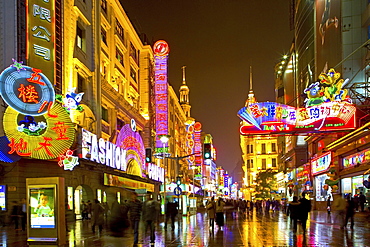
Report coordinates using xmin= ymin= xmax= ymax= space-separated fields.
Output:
xmin=160 ymin=135 xmax=170 ymax=214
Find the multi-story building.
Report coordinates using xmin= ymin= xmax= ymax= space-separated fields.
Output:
xmin=0 ymin=0 xmax=202 ymax=221
xmin=275 ymin=0 xmax=370 ymax=209
xmin=239 ymin=69 xmax=279 ymax=200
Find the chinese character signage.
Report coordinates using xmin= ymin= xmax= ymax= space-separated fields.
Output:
xmin=154 ymin=40 xmax=169 ymax=150
xmin=194 ymin=122 xmax=202 ymax=165
xmin=311 ymin=152 xmax=332 ymax=175
xmin=238 ymin=69 xmax=356 ymax=135
xmin=27 ymin=0 xmax=55 ymax=83
xmin=0 ymin=62 xmax=75 ymax=163
xmin=186 ymin=123 xmax=195 ymax=168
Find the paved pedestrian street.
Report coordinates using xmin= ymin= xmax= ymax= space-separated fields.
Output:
xmin=1 ymin=210 xmax=369 ymax=246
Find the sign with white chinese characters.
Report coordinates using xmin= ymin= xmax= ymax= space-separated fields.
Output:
xmin=27 ymin=0 xmax=55 ymax=83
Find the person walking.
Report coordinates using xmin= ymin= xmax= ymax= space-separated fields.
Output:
xmin=20 ymin=198 xmax=27 ymax=231
xmin=327 ymin=195 xmax=332 ymax=215
xmin=81 ymin=201 xmax=88 ymax=220
xmin=206 ymin=197 xmax=216 ymax=230
xmin=109 ymin=199 xmax=129 ymax=237
xmin=344 ymin=194 xmax=355 ymax=229
xmin=91 ymin=199 xmax=105 ymax=234
xmin=164 ymin=200 xmax=178 ymax=230
xmin=10 ymin=201 xmax=21 ymax=230
xmin=287 ymin=196 xmax=301 ymax=233
xmin=142 ymin=195 xmax=160 ymax=245
xmin=128 ymin=192 xmax=143 ymax=245
xmin=215 ymin=197 xmax=225 ymax=230
xmin=359 ymin=192 xmax=366 ymax=212
xmin=332 ymin=193 xmax=347 ymax=229
xmin=299 ymin=192 xmax=311 ymax=234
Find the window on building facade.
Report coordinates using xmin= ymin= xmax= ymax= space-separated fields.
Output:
xmin=101 ymin=27 xmax=107 ymax=45
xmin=77 ymin=73 xmax=86 ymax=96
xmin=101 ymin=0 xmax=107 ymax=14
xmin=116 ymin=118 xmax=124 ymax=131
xmin=251 ymin=145 xmax=254 ymax=153
xmin=116 ymin=47 xmax=124 ymax=66
xmin=102 ymin=107 xmax=109 ymax=122
xmin=246 ymin=144 xmax=250 ymax=154
xmin=262 ymin=159 xmax=266 ymax=170
xmin=130 ymin=66 xmax=137 ymax=82
xmin=272 ymin=158 xmax=277 ymax=167
xmin=76 ymin=25 xmax=85 ymax=51
xmin=262 ymin=143 xmax=266 ymax=154
xmin=115 ymin=19 xmax=124 ymax=42
xmin=247 ymin=160 xmax=250 ymax=169
xmin=272 ymin=143 xmax=276 ymax=152
xmin=130 ymin=42 xmax=137 ymax=63
xmin=250 ymin=159 xmax=253 ymax=168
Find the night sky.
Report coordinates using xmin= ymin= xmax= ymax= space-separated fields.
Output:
xmin=121 ymin=1 xmax=293 ymax=176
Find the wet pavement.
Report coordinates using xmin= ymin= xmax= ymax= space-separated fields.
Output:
xmin=1 ymin=210 xmax=369 ymax=247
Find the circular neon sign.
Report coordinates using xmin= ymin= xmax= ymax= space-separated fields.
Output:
xmin=0 ymin=65 xmax=55 ymax=116
xmin=153 ymin=40 xmax=170 ymax=56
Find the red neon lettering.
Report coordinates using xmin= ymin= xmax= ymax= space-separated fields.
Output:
xmin=27 ymin=68 xmax=45 ymax=86
xmin=8 ymin=138 xmax=32 ymax=156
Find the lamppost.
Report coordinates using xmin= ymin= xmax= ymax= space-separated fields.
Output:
xmin=160 ymin=135 xmax=170 ymax=213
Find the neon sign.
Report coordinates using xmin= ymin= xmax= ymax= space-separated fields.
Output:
xmin=58 ymin=150 xmax=79 ymax=171
xmin=194 ymin=122 xmax=202 ymax=165
xmin=81 ymin=129 xmax=128 ymax=171
xmin=147 ymin=163 xmax=164 ymax=182
xmin=115 ymin=124 xmax=145 ymax=173
xmin=343 ymin=148 xmax=370 ymax=169
xmin=0 ymin=64 xmax=55 ymax=116
xmin=311 ymin=152 xmax=332 ymax=175
xmin=154 ymin=40 xmax=169 ymax=150
xmin=27 ymin=0 xmax=55 ymax=82
xmin=3 ymin=103 xmax=75 ymax=160
xmin=238 ymin=69 xmax=356 ymax=135
xmin=186 ymin=123 xmax=195 ymax=167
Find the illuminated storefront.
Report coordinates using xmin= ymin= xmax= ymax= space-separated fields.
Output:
xmin=311 ymin=152 xmax=332 ymax=209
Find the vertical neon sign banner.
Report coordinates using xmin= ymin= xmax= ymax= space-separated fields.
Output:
xmin=194 ymin=122 xmax=202 ymax=166
xmin=154 ymin=40 xmax=170 ymax=150
xmin=27 ymin=0 xmax=55 ymax=84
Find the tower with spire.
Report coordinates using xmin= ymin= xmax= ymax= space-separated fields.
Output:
xmin=246 ymin=66 xmax=256 ymax=106
xmin=179 ymin=66 xmax=192 ymax=118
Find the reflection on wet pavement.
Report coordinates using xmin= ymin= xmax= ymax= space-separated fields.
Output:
xmin=1 ymin=210 xmax=369 ymax=246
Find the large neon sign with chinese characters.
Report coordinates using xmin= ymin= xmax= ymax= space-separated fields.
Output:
xmin=238 ymin=69 xmax=356 ymax=135
xmin=0 ymin=62 xmax=75 ymax=163
xmin=27 ymin=0 xmax=55 ymax=82
xmin=154 ymin=40 xmax=169 ymax=151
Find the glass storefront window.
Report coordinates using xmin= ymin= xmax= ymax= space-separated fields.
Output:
xmin=67 ymin=187 xmax=73 ymax=210
xmin=352 ymin=175 xmax=363 ymax=195
xmin=341 ymin=177 xmax=352 ymax=194
xmin=315 ymin=174 xmax=332 ymax=201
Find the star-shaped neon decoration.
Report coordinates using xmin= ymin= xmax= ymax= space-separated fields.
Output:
xmin=11 ymin=58 xmax=26 ymax=72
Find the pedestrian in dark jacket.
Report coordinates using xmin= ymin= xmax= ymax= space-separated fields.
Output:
xmin=109 ymin=200 xmax=129 ymax=237
xmin=128 ymin=192 xmax=142 ymax=244
xmin=165 ymin=200 xmax=178 ymax=230
xmin=299 ymin=192 xmax=311 ymax=233
xmin=91 ymin=199 xmax=104 ymax=234
xmin=142 ymin=196 xmax=160 ymax=244
xmin=344 ymin=194 xmax=355 ymax=229
xmin=287 ymin=196 xmax=301 ymax=233
xmin=10 ymin=201 xmax=21 ymax=230
xmin=359 ymin=192 xmax=366 ymax=212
